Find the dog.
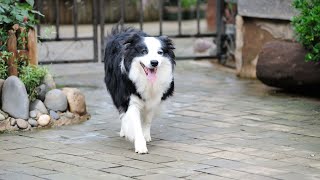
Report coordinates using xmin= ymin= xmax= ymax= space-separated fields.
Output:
xmin=104 ymin=25 xmax=175 ymax=154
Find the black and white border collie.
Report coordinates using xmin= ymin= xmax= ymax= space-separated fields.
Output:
xmin=104 ymin=25 xmax=175 ymax=154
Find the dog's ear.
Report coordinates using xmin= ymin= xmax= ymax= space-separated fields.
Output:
xmin=159 ymin=35 xmax=175 ymax=50
xmin=122 ymin=33 xmax=141 ymax=48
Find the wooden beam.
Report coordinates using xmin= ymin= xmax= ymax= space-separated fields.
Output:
xmin=7 ymin=30 xmax=18 ymax=76
xmin=27 ymin=28 xmax=38 ymax=66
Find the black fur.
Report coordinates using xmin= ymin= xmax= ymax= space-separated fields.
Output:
xmin=104 ymin=25 xmax=175 ymax=113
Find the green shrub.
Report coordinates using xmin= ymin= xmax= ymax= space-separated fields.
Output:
xmin=292 ymin=0 xmax=320 ymax=62
xmin=19 ymin=65 xmax=48 ymax=101
xmin=181 ymin=0 xmax=197 ymax=8
xmin=0 ymin=52 xmax=11 ymax=79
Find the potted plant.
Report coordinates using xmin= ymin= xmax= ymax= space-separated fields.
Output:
xmin=0 ymin=0 xmax=43 ymax=76
xmin=256 ymin=0 xmax=320 ymax=90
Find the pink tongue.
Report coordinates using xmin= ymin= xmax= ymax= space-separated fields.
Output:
xmin=146 ymin=69 xmax=157 ymax=83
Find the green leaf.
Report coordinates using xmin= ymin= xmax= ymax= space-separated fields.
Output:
xmin=26 ymin=0 xmax=34 ymax=7
xmin=31 ymin=10 xmax=44 ymax=17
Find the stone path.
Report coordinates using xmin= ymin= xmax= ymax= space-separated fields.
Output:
xmin=1 ymin=61 xmax=320 ymax=180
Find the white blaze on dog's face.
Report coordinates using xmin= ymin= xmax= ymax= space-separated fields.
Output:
xmin=138 ymin=37 xmax=164 ymax=83
xmin=127 ymin=36 xmax=174 ymax=85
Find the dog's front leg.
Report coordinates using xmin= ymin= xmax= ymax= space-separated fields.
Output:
xmin=124 ymin=96 xmax=148 ymax=154
xmin=142 ymin=111 xmax=154 ymax=142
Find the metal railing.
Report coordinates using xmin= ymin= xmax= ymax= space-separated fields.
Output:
xmin=36 ymin=0 xmax=230 ymax=64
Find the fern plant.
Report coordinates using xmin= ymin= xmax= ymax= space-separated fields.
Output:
xmin=292 ymin=0 xmax=320 ymax=62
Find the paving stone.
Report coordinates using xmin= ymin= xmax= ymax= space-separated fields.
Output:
xmin=118 ymin=160 xmax=165 ymax=170
xmin=137 ymin=174 xmax=182 ymax=180
xmin=102 ymin=166 xmax=150 ymax=177
xmin=187 ymin=173 xmax=233 ymax=180
xmin=235 ymin=165 xmax=288 ymax=176
xmin=163 ymin=161 xmax=212 ymax=171
xmin=0 ymin=172 xmax=45 ymax=180
xmin=149 ymin=167 xmax=200 ymax=178
xmin=209 ymin=151 xmax=253 ymax=161
xmin=196 ymin=167 xmax=251 ymax=179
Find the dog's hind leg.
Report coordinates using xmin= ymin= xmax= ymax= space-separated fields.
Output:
xmin=122 ymin=95 xmax=148 ymax=154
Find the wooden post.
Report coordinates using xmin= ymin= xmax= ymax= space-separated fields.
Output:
xmin=27 ymin=28 xmax=38 ymax=66
xmin=7 ymin=30 xmax=18 ymax=76
xmin=206 ymin=0 xmax=217 ymax=32
xmin=19 ymin=27 xmax=27 ymax=50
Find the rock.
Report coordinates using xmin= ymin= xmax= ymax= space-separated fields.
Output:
xmin=49 ymin=110 xmax=60 ymax=120
xmin=2 ymin=76 xmax=29 ymax=119
xmin=10 ymin=118 xmax=16 ymax=126
xmin=25 ymin=123 xmax=31 ymax=131
xmin=35 ymin=84 xmax=49 ymax=102
xmin=16 ymin=119 xmax=28 ymax=129
xmin=38 ymin=114 xmax=50 ymax=126
xmin=0 ymin=79 xmax=5 ymax=107
xmin=28 ymin=118 xmax=38 ymax=127
xmin=0 ymin=113 xmax=5 ymax=121
xmin=0 ymin=119 xmax=9 ymax=131
xmin=11 ymin=124 xmax=19 ymax=131
xmin=64 ymin=111 xmax=75 ymax=119
xmin=0 ymin=110 xmax=8 ymax=119
xmin=257 ymin=41 xmax=320 ymax=89
xmin=36 ymin=111 xmax=42 ymax=120
xmin=44 ymin=89 xmax=68 ymax=112
xmin=43 ymin=73 xmax=56 ymax=89
xmin=29 ymin=110 xmax=38 ymax=118
xmin=62 ymin=88 xmax=87 ymax=115
xmin=30 ymin=99 xmax=48 ymax=114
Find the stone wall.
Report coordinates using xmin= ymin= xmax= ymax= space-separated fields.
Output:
xmin=235 ymin=0 xmax=297 ymax=78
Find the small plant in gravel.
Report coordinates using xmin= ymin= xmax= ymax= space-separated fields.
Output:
xmin=292 ymin=0 xmax=320 ymax=62
xmin=19 ymin=65 xmax=48 ymax=101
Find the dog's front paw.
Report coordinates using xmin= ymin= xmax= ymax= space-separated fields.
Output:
xmin=119 ymin=128 xmax=125 ymax=137
xmin=135 ymin=139 xmax=148 ymax=154
xmin=144 ymin=134 xmax=152 ymax=142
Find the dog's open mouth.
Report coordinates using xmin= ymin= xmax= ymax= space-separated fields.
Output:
xmin=140 ymin=62 xmax=157 ymax=83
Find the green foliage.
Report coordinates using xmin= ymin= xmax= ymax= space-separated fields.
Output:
xmin=292 ymin=0 xmax=320 ymax=62
xmin=181 ymin=0 xmax=197 ymax=8
xmin=19 ymin=65 xmax=48 ymax=101
xmin=0 ymin=52 xmax=11 ymax=79
xmin=0 ymin=0 xmax=43 ymax=30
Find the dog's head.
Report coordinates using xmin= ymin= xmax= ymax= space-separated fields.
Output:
xmin=121 ymin=34 xmax=175 ymax=83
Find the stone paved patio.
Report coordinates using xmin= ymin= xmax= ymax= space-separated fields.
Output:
xmin=1 ymin=61 xmax=320 ymax=179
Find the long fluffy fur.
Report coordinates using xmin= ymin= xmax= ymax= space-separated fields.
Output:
xmin=104 ymin=25 xmax=175 ymax=153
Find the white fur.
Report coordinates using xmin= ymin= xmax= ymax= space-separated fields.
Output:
xmin=120 ymin=57 xmax=126 ymax=74
xmin=120 ymin=37 xmax=173 ymax=154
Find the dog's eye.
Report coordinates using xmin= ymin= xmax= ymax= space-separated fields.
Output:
xmin=141 ymin=49 xmax=148 ymax=54
xmin=158 ymin=50 xmax=163 ymax=55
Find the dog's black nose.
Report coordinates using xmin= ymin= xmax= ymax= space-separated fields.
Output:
xmin=150 ymin=60 xmax=158 ymax=67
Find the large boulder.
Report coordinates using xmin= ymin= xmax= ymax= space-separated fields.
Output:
xmin=257 ymin=41 xmax=320 ymax=89
xmin=2 ymin=76 xmax=29 ymax=119
xmin=62 ymin=88 xmax=87 ymax=115
xmin=0 ymin=79 xmax=5 ymax=107
xmin=44 ymin=89 xmax=68 ymax=112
